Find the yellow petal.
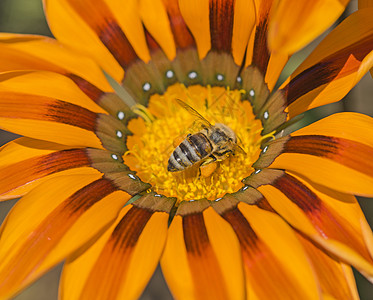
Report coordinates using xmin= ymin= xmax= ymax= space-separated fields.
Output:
xmin=0 ymin=175 xmax=129 ymax=299
xmin=297 ymin=233 xmax=359 ymax=299
xmin=61 ymin=193 xmax=173 ymax=300
xmin=268 ymin=0 xmax=349 ymax=54
xmin=0 ymin=140 xmax=98 ymax=200
xmin=280 ymin=8 xmax=373 ymax=119
xmin=161 ymin=201 xmax=245 ymax=300
xmin=256 ymin=171 xmax=373 ymax=280
xmin=0 ymin=71 xmax=106 ymax=114
xmin=0 ymin=91 xmax=103 ymax=148
xmin=269 ymin=134 xmax=373 ymax=196
xmin=139 ymin=0 xmax=176 ymax=60
xmin=216 ymin=200 xmax=320 ymax=299
xmin=179 ymin=0 xmax=210 ymax=59
xmin=0 ymin=33 xmax=112 ymax=91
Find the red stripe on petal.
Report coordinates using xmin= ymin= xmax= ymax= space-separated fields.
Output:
xmin=273 ymin=174 xmax=373 ymax=262
xmin=0 ymin=92 xmax=98 ymax=131
xmin=163 ymin=0 xmax=196 ymax=49
xmin=66 ymin=0 xmax=138 ymax=70
xmin=67 ymin=74 xmax=105 ymax=103
xmin=0 ymin=149 xmax=91 ymax=196
xmin=285 ymin=135 xmax=373 ymax=177
xmin=209 ymin=0 xmax=235 ymax=53
xmin=79 ymin=206 xmax=152 ymax=299
xmin=183 ymin=213 xmax=230 ymax=299
xmin=282 ymin=36 xmax=373 ymax=106
xmin=0 ymin=178 xmax=117 ymax=293
xmin=251 ymin=0 xmax=273 ymax=74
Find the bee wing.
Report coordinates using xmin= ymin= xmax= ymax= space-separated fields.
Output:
xmin=175 ymin=98 xmax=212 ymax=128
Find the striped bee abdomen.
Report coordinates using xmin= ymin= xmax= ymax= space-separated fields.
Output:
xmin=167 ymin=133 xmax=212 ymax=172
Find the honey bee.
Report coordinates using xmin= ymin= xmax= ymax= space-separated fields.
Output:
xmin=167 ymin=99 xmax=243 ymax=173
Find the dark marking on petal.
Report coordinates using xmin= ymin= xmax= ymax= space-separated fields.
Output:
xmin=111 ymin=206 xmax=152 ymax=249
xmin=98 ymin=20 xmax=139 ymax=70
xmin=282 ymin=36 xmax=373 ymax=106
xmin=221 ymin=207 xmax=260 ymax=252
xmin=209 ymin=0 xmax=235 ymax=53
xmin=46 ymin=100 xmax=98 ymax=131
xmin=63 ymin=177 xmax=117 ymax=213
xmin=285 ymin=135 xmax=373 ymax=177
xmin=183 ymin=213 xmax=210 ymax=255
xmin=164 ymin=0 xmax=196 ymax=49
xmin=272 ymin=173 xmax=321 ymax=213
xmin=67 ymin=74 xmax=105 ymax=103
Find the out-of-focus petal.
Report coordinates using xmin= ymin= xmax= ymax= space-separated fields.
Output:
xmin=61 ymin=193 xmax=174 ymax=300
xmin=297 ymin=233 xmax=359 ymax=299
xmin=212 ymin=197 xmax=320 ymax=299
xmin=161 ymin=200 xmax=245 ymax=300
xmin=0 ymin=34 xmax=112 ymax=91
xmin=268 ymin=0 xmax=349 ymax=55
xmin=245 ymin=169 xmax=373 ymax=281
xmin=0 ymin=175 xmax=131 ymax=300
xmin=279 ymin=8 xmax=373 ymax=119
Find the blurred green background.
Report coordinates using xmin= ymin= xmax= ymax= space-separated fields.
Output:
xmin=0 ymin=0 xmax=372 ymax=299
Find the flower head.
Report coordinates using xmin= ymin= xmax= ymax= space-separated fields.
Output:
xmin=0 ymin=0 xmax=373 ymax=299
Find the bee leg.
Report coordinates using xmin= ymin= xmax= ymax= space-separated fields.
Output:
xmin=198 ymin=155 xmax=218 ymax=178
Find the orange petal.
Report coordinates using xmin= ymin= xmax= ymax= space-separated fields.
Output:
xmin=359 ymin=0 xmax=373 ymax=8
xmin=60 ymin=193 xmax=174 ymax=300
xmin=280 ymin=8 xmax=373 ymax=119
xmin=297 ymin=233 xmax=359 ymax=299
xmin=161 ymin=200 xmax=245 ymax=300
xmin=0 ymin=33 xmax=112 ymax=91
xmin=0 ymin=175 xmax=130 ymax=299
xmin=0 ymin=91 xmax=103 ymax=148
xmin=248 ymin=0 xmax=288 ymax=90
xmin=0 ymin=71 xmax=106 ymax=114
xmin=268 ymin=0 xmax=349 ymax=54
xmin=179 ymin=0 xmax=210 ymax=59
xmin=214 ymin=198 xmax=320 ymax=299
xmin=290 ymin=112 xmax=373 ymax=148
xmin=139 ymin=0 xmax=176 ymax=60
xmin=44 ymin=0 xmax=149 ymax=77
xmin=269 ymin=134 xmax=373 ymax=196
xmin=255 ymin=171 xmax=373 ymax=280
xmin=231 ymin=0 xmax=256 ymax=65
xmin=0 ymin=141 xmax=99 ymax=200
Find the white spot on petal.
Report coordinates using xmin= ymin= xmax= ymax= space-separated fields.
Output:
xmin=216 ymin=74 xmax=224 ymax=81
xmin=116 ymin=130 xmax=123 ymax=138
xmin=214 ymin=197 xmax=223 ymax=202
xmin=128 ymin=174 xmax=137 ymax=180
xmin=111 ymin=154 xmax=118 ymax=160
xmin=142 ymin=82 xmax=151 ymax=91
xmin=255 ymin=169 xmax=261 ymax=174
xmin=117 ymin=111 xmax=125 ymax=120
xmin=263 ymin=146 xmax=268 ymax=153
xmin=263 ymin=111 xmax=269 ymax=120
xmin=249 ymin=89 xmax=255 ymax=97
xmin=236 ymin=76 xmax=242 ymax=83
xmin=188 ymin=71 xmax=197 ymax=79
xmin=166 ymin=70 xmax=174 ymax=79
xmin=242 ymin=186 xmax=249 ymax=191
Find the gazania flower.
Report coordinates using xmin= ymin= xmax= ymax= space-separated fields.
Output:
xmin=0 ymin=0 xmax=373 ymax=299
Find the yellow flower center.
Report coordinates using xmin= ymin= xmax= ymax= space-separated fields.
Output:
xmin=124 ymin=84 xmax=265 ymax=202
